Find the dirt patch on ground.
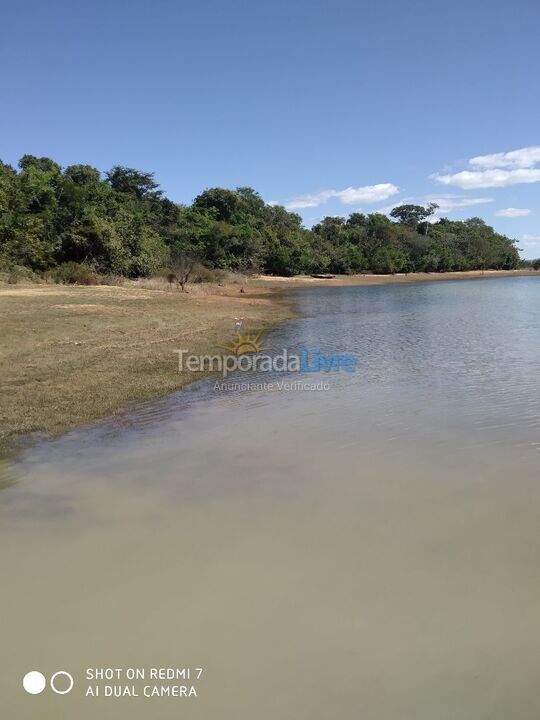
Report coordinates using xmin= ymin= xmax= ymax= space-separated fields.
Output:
xmin=201 ymin=294 xmax=273 ymax=305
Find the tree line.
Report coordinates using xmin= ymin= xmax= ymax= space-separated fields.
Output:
xmin=0 ymin=155 xmax=522 ymax=279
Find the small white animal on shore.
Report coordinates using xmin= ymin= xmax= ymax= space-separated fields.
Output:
xmin=234 ymin=317 xmax=244 ymax=332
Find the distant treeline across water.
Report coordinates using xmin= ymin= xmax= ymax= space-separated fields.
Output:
xmin=0 ymin=155 xmax=522 ymax=279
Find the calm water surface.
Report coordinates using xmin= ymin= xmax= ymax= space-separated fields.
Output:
xmin=1 ymin=277 xmax=539 ymax=719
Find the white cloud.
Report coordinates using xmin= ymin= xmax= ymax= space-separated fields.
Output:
xmin=377 ymin=194 xmax=494 ymax=218
xmin=520 ymin=234 xmax=540 ymax=259
xmin=470 ymin=146 xmax=540 ymax=169
xmin=336 ymin=184 xmax=399 ymax=205
xmin=432 ymin=145 xmax=540 ymax=189
xmin=429 ymin=194 xmax=494 ymax=214
xmin=495 ymin=207 xmax=532 ymax=217
xmin=285 ymin=190 xmax=335 ymax=210
xmin=285 ymin=183 xmax=399 ymax=210
xmin=434 ymin=167 xmax=540 ymax=189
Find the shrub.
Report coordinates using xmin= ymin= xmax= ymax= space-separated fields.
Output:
xmin=371 ymin=246 xmax=407 ymax=274
xmin=0 ymin=253 xmax=14 ymax=274
xmin=97 ymin=273 xmax=125 ymax=286
xmin=191 ymin=263 xmax=223 ymax=283
xmin=52 ymin=262 xmax=98 ymax=285
xmin=7 ymin=265 xmax=38 ymax=284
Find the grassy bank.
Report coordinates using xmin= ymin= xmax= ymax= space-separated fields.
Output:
xmin=0 ymin=279 xmax=293 ymax=447
xmin=1 ymin=269 xmax=536 ymax=447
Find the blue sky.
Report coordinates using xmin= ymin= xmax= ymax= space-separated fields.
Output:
xmin=1 ymin=0 xmax=539 ymax=257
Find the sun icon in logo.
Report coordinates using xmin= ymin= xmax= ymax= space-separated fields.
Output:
xmin=221 ymin=331 xmax=265 ymax=355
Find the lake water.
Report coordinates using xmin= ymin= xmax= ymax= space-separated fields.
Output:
xmin=1 ymin=277 xmax=539 ymax=719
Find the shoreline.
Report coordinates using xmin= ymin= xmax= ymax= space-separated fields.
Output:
xmin=0 ymin=269 xmax=537 ymax=449
xmin=251 ymin=268 xmax=537 ymax=289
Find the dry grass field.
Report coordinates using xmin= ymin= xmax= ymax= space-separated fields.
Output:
xmin=0 ymin=280 xmax=293 ymax=446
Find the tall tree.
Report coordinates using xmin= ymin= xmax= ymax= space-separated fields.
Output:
xmin=106 ymin=166 xmax=162 ymax=199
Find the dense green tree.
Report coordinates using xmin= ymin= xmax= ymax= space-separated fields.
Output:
xmin=19 ymin=155 xmax=61 ymax=174
xmin=370 ymin=246 xmax=407 ymax=274
xmin=0 ymin=154 xmax=521 ymax=278
xmin=390 ymin=202 xmax=438 ymax=235
xmin=106 ymin=166 xmax=162 ymax=199
xmin=64 ymin=164 xmax=101 ymax=186
xmin=193 ymin=188 xmax=240 ymax=222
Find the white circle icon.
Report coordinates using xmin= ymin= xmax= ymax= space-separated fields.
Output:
xmin=23 ymin=671 xmax=46 ymax=695
xmin=50 ymin=671 xmax=74 ymax=695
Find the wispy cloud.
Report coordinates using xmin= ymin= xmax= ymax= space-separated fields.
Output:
xmin=435 ymin=168 xmax=540 ymax=189
xmin=521 ymin=234 xmax=540 ymax=259
xmin=285 ymin=183 xmax=399 ymax=210
xmin=470 ymin=147 xmax=540 ymax=169
xmin=428 ymin=194 xmax=494 ymax=214
xmin=432 ymin=145 xmax=540 ymax=189
xmin=285 ymin=190 xmax=335 ymax=210
xmin=519 ymin=233 xmax=540 ymax=260
xmin=377 ymin=194 xmax=494 ymax=218
xmin=495 ymin=207 xmax=532 ymax=217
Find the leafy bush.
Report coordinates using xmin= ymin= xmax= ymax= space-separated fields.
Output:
xmin=7 ymin=265 xmax=38 ymax=284
xmin=371 ymin=246 xmax=407 ymax=274
xmin=52 ymin=262 xmax=98 ymax=285
xmin=191 ymin=263 xmax=224 ymax=283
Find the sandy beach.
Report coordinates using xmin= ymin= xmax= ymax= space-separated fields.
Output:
xmin=252 ymin=268 xmax=536 ymax=288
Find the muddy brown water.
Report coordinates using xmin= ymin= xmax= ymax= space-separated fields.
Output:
xmin=1 ymin=277 xmax=539 ymax=719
